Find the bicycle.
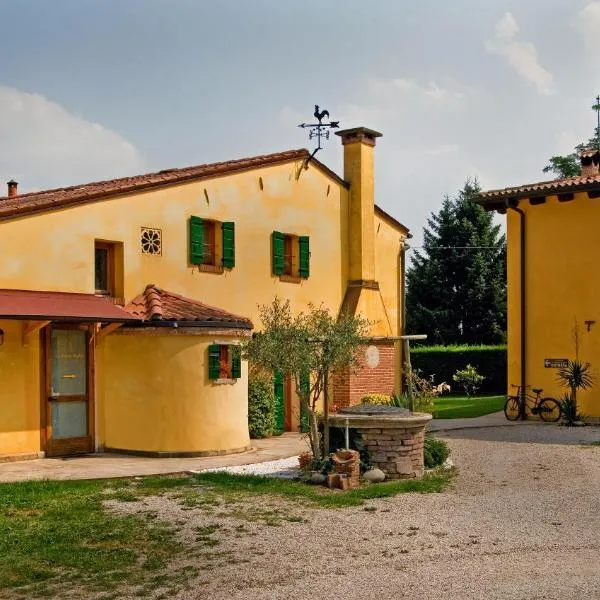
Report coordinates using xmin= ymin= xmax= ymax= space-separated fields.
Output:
xmin=504 ymin=385 xmax=562 ymax=422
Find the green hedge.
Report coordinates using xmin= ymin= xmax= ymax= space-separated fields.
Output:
xmin=248 ymin=375 xmax=275 ymax=439
xmin=411 ymin=345 xmax=506 ymax=395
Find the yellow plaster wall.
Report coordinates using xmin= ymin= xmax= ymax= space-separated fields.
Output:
xmin=0 ymin=160 xmax=348 ymax=325
xmin=507 ymin=193 xmax=600 ymax=417
xmin=0 ymin=320 xmax=41 ymax=455
xmin=100 ymin=332 xmax=250 ymax=453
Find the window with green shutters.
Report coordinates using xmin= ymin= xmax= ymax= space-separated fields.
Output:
xmin=272 ymin=231 xmax=310 ymax=279
xmin=189 ymin=217 xmax=235 ymax=270
xmin=208 ymin=344 xmax=242 ymax=380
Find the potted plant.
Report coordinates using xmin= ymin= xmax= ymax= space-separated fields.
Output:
xmin=556 ymin=359 xmax=593 ymax=426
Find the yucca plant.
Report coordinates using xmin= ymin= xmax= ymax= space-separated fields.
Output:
xmin=556 ymin=360 xmax=593 ymax=426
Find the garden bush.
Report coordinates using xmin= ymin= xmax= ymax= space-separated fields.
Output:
xmin=411 ymin=345 xmax=506 ymax=394
xmin=424 ymin=436 xmax=450 ymax=469
xmin=360 ymin=393 xmax=392 ymax=405
xmin=248 ymin=374 xmax=275 ymax=439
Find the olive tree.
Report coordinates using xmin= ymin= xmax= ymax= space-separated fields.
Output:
xmin=244 ymin=297 xmax=369 ymax=460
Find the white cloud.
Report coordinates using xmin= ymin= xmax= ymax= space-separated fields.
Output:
xmin=369 ymin=77 xmax=467 ymax=104
xmin=0 ymin=87 xmax=145 ymax=193
xmin=576 ymin=2 xmax=600 ymax=55
xmin=485 ymin=12 xmax=555 ymax=95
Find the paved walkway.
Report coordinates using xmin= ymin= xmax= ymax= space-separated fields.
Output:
xmin=428 ymin=410 xmax=527 ymax=432
xmin=0 ymin=433 xmax=308 ymax=483
xmin=0 ymin=412 xmax=559 ymax=484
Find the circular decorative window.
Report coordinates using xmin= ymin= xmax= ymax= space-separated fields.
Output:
xmin=141 ymin=227 xmax=162 ymax=255
xmin=365 ymin=345 xmax=380 ymax=369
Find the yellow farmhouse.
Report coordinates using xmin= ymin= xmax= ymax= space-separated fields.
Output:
xmin=478 ymin=148 xmax=600 ymax=418
xmin=0 ymin=127 xmax=409 ymax=460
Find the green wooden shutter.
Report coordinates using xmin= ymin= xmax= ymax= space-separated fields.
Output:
xmin=299 ymin=236 xmax=310 ymax=279
xmin=222 ymin=222 xmax=235 ymax=269
xmin=273 ymin=371 xmax=285 ymax=432
xmin=272 ymin=231 xmax=285 ymax=275
xmin=208 ymin=344 xmax=221 ymax=379
xmin=189 ymin=216 xmax=204 ymax=265
xmin=231 ymin=346 xmax=241 ymax=379
xmin=299 ymin=370 xmax=310 ymax=433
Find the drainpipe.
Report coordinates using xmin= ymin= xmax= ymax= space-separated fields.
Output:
xmin=506 ymin=200 xmax=526 ymax=419
xmin=400 ymin=240 xmax=409 ymax=393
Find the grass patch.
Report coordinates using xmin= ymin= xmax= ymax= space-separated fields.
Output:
xmin=0 ymin=478 xmax=183 ymax=597
xmin=191 ymin=470 xmax=453 ymax=508
xmin=0 ymin=468 xmax=452 ymax=596
xmin=433 ymin=395 xmax=505 ymax=419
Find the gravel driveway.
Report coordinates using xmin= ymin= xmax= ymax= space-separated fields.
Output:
xmin=123 ymin=425 xmax=600 ymax=600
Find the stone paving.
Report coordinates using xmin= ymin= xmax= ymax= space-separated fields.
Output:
xmin=1 ymin=411 xmax=572 ymax=483
xmin=0 ymin=433 xmax=308 ymax=483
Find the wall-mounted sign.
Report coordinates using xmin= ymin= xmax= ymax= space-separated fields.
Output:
xmin=365 ymin=345 xmax=380 ymax=369
xmin=544 ymin=358 xmax=569 ymax=369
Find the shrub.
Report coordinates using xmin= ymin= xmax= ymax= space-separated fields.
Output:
xmin=424 ymin=436 xmax=450 ymax=469
xmin=248 ymin=373 xmax=275 ymax=439
xmin=360 ymin=394 xmax=392 ymax=405
xmin=452 ymin=364 xmax=485 ymax=397
xmin=411 ymin=345 xmax=506 ymax=394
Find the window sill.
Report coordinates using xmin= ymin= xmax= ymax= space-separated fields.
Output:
xmin=279 ymin=274 xmax=303 ymax=284
xmin=212 ymin=378 xmax=237 ymax=385
xmin=197 ymin=264 xmax=224 ymax=274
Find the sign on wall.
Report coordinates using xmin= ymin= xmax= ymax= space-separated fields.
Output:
xmin=365 ymin=345 xmax=380 ymax=369
xmin=544 ymin=358 xmax=569 ymax=369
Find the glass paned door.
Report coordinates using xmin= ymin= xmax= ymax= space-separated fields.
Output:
xmin=46 ymin=327 xmax=93 ymax=456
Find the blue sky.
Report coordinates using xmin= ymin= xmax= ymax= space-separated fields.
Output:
xmin=0 ymin=0 xmax=599 ymax=244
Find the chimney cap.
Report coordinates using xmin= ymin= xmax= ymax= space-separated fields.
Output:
xmin=7 ymin=179 xmax=18 ymax=185
xmin=335 ymin=127 xmax=382 ymax=147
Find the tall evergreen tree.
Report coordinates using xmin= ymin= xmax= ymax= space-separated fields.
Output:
xmin=406 ymin=180 xmax=506 ymax=345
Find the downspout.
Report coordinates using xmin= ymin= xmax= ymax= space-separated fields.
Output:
xmin=506 ymin=200 xmax=526 ymax=418
xmin=400 ymin=240 xmax=408 ymax=393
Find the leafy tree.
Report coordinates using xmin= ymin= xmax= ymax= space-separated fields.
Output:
xmin=406 ymin=179 xmax=506 ymax=345
xmin=244 ymin=297 xmax=369 ymax=459
xmin=543 ymin=100 xmax=600 ymax=178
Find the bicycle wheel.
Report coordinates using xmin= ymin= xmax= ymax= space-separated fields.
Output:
xmin=504 ymin=396 xmax=521 ymax=421
xmin=539 ymin=398 xmax=561 ymax=422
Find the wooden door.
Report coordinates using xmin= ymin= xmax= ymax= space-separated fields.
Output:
xmin=44 ymin=326 xmax=94 ymax=456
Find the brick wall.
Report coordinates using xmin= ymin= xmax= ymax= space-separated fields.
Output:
xmin=333 ymin=341 xmax=396 ymax=408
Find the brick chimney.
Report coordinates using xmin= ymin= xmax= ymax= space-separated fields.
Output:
xmin=579 ymin=149 xmax=600 ymax=178
xmin=7 ymin=180 xmax=18 ymax=198
xmin=335 ymin=127 xmax=382 ymax=282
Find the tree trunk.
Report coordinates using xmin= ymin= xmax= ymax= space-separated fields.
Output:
xmin=308 ymin=407 xmax=321 ymax=461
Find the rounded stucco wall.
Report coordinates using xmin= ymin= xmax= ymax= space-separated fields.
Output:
xmin=100 ymin=331 xmax=250 ymax=455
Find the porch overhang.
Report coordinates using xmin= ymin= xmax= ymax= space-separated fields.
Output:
xmin=0 ymin=289 xmax=138 ymax=323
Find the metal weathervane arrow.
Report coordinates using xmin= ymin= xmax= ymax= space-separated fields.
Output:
xmin=298 ymin=105 xmax=340 ymax=161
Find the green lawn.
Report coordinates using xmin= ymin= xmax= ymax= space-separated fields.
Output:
xmin=432 ymin=395 xmax=505 ymax=419
xmin=0 ymin=470 xmax=453 ymax=598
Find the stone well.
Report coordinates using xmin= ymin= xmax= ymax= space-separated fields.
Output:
xmin=328 ymin=405 xmax=432 ymax=479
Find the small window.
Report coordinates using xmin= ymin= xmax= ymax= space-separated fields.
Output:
xmin=95 ymin=242 xmax=115 ymax=296
xmin=272 ymin=231 xmax=310 ymax=279
xmin=208 ymin=344 xmax=241 ymax=380
xmin=189 ymin=217 xmax=235 ymax=270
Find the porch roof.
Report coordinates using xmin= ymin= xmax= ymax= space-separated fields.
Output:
xmin=0 ymin=289 xmax=139 ymax=322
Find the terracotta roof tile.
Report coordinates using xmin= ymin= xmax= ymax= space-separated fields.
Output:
xmin=0 ymin=289 xmax=138 ymax=322
xmin=479 ymin=173 xmax=600 ymax=202
xmin=0 ymin=149 xmax=347 ymax=220
xmin=125 ymin=285 xmax=253 ymax=329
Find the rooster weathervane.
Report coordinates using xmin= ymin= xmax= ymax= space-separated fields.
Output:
xmin=298 ymin=105 xmax=340 ymax=162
